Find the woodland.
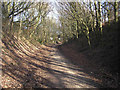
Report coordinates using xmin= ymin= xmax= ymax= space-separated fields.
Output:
xmin=0 ymin=1 xmax=120 ymax=88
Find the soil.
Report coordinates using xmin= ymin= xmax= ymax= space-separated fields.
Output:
xmin=1 ymin=37 xmax=119 ymax=88
xmin=58 ymin=43 xmax=119 ymax=88
xmin=1 ymin=38 xmax=102 ymax=88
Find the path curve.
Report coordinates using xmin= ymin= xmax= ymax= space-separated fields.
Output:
xmin=2 ymin=43 xmax=101 ymax=88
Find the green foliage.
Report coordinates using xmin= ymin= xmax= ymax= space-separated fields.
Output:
xmin=37 ymin=39 xmax=43 ymax=44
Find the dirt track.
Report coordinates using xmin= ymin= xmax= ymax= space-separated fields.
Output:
xmin=2 ymin=41 xmax=101 ymax=88
xmin=45 ymin=46 xmax=101 ymax=88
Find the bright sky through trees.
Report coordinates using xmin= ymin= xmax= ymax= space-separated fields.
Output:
xmin=47 ymin=1 xmax=60 ymax=23
xmin=47 ymin=2 xmax=59 ymax=18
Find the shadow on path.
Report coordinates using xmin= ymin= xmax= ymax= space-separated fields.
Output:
xmin=1 ymin=36 xmax=102 ymax=88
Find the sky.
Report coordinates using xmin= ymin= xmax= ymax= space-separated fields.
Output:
xmin=47 ymin=1 xmax=60 ymax=22
xmin=13 ymin=1 xmax=59 ymax=23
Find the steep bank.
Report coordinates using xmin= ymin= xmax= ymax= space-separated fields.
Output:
xmin=58 ymin=20 xmax=120 ymax=88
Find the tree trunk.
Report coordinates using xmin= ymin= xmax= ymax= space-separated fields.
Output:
xmin=10 ymin=2 xmax=15 ymax=36
xmin=76 ymin=20 xmax=79 ymax=39
xmin=98 ymin=2 xmax=102 ymax=33
xmin=106 ymin=3 xmax=111 ymax=24
xmin=94 ymin=1 xmax=98 ymax=31
xmin=89 ymin=2 xmax=95 ymax=32
xmin=62 ymin=22 xmax=65 ymax=42
xmin=114 ymin=1 xmax=118 ymax=22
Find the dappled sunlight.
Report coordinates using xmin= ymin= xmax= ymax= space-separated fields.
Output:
xmin=1 ymin=35 xmax=102 ymax=88
xmin=51 ymin=55 xmax=61 ymax=59
xmin=1 ymin=1 xmax=119 ymax=88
